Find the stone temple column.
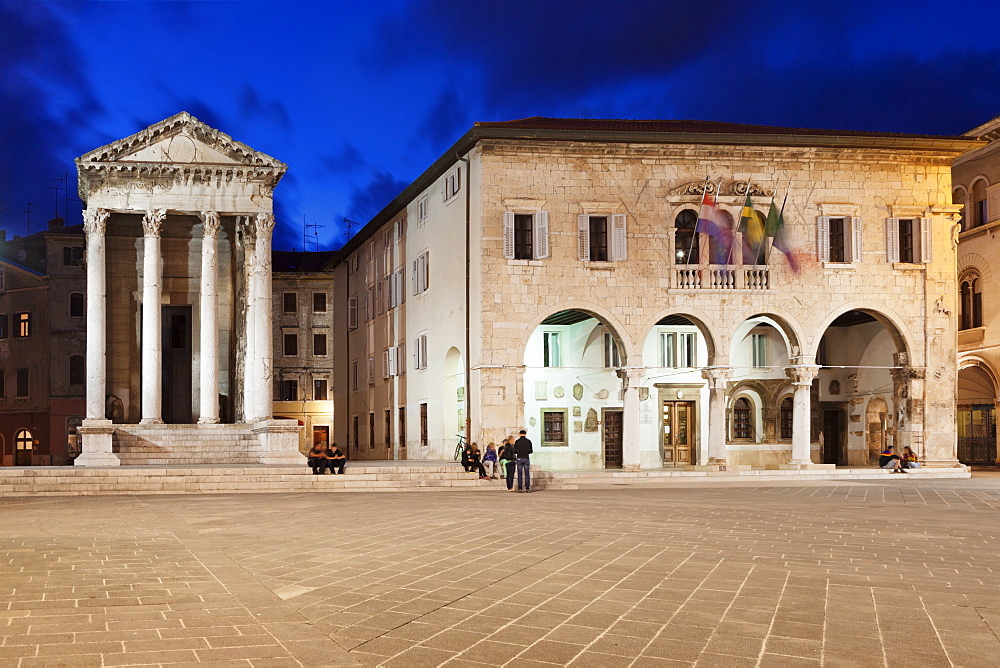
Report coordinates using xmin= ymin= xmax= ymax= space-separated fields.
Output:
xmin=247 ymin=213 xmax=275 ymax=423
xmin=619 ymin=367 xmax=644 ymax=471
xmin=76 ymin=208 xmax=119 ymax=466
xmin=701 ymin=366 xmax=731 ymax=465
xmin=140 ymin=209 xmax=166 ymax=424
xmin=198 ymin=211 xmax=221 ymax=424
xmin=784 ymin=365 xmax=821 ymax=467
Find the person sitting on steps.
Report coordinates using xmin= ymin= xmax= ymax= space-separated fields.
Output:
xmin=307 ymin=442 xmax=327 ymax=475
xmin=326 ymin=443 xmax=346 ymax=474
xmin=879 ymin=445 xmax=905 ymax=473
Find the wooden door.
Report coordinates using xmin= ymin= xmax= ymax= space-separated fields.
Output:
xmin=162 ymin=305 xmax=193 ymax=424
xmin=662 ymin=401 xmax=694 ymax=466
xmin=823 ymin=409 xmax=843 ymax=465
xmin=603 ymin=409 xmax=623 ymax=469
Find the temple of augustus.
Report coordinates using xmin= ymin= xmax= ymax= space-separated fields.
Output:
xmin=74 ymin=112 xmax=302 ymax=466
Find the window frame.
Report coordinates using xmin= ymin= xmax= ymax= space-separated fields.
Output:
xmin=751 ymin=333 xmax=767 ymax=369
xmin=15 ymin=368 xmax=29 ymax=398
xmin=313 ymin=332 xmax=327 ymax=357
xmin=578 ymin=213 xmax=627 ymax=262
xmin=542 ymin=332 xmax=561 ymax=368
xmin=779 ymin=396 xmax=793 ymax=440
xmin=282 ymin=292 xmax=297 ymax=314
xmin=69 ymin=355 xmax=85 ymax=386
xmin=15 ymin=312 xmax=29 ymax=338
xmin=312 ymin=292 xmax=327 ymax=313
xmin=313 ymin=378 xmax=328 ymax=401
xmin=279 ymin=378 xmax=299 ymax=401
xmin=282 ymin=332 xmax=298 ymax=357
xmin=540 ymin=408 xmax=569 ymax=447
xmin=69 ymin=292 xmax=85 ymax=318
xmin=732 ymin=396 xmax=753 ymax=440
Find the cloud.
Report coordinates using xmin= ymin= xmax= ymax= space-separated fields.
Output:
xmin=416 ymin=86 xmax=470 ymax=151
xmin=238 ymin=84 xmax=293 ymax=132
xmin=320 ymin=142 xmax=368 ymax=175
xmin=345 ymin=171 xmax=410 ymax=224
xmin=0 ymin=1 xmax=105 ymax=233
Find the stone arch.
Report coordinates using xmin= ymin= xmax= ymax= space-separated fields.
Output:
xmin=958 ymin=356 xmax=999 ymax=399
xmin=865 ymin=396 xmax=890 ymax=465
xmin=958 ymin=253 xmax=993 ymax=282
xmin=638 ymin=307 xmax=720 ymax=366
xmin=729 ymin=311 xmax=805 ymax=364
xmin=728 ymin=387 xmax=762 ymax=442
xmin=519 ymin=302 xmax=634 ymax=366
xmin=809 ymin=305 xmax=912 ymax=361
xmin=443 ymin=347 xmax=465 ymax=448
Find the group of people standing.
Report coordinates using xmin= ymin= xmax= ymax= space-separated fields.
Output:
xmin=307 ymin=442 xmax=347 ymax=474
xmin=879 ymin=445 xmax=921 ymax=473
xmin=462 ymin=430 xmax=534 ymax=492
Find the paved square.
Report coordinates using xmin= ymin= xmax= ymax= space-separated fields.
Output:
xmin=1 ymin=477 xmax=999 ymax=666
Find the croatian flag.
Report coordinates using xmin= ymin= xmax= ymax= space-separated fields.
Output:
xmin=696 ymin=189 xmax=728 ymax=247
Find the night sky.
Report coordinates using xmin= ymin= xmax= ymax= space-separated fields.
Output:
xmin=2 ymin=0 xmax=999 ymax=251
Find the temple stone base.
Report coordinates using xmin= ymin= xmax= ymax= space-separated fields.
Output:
xmin=109 ymin=422 xmax=304 ymax=466
xmin=690 ymin=464 xmax=752 ymax=472
xmin=75 ymin=420 xmax=121 ymax=467
xmin=778 ymin=463 xmax=837 ymax=470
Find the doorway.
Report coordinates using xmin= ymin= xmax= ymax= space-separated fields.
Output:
xmin=15 ymin=429 xmax=33 ymax=466
xmin=313 ymin=425 xmax=330 ymax=451
xmin=162 ymin=305 xmax=193 ymax=424
xmin=662 ymin=401 xmax=694 ymax=466
xmin=822 ymin=408 xmax=845 ymax=465
xmin=603 ymin=408 xmax=623 ymax=468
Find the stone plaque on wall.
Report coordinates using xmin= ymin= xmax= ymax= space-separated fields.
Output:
xmin=585 ymin=408 xmax=599 ymax=432
xmin=595 ymin=389 xmax=609 ymax=400
xmin=553 ymin=386 xmax=565 ymax=398
xmin=573 ymin=383 xmax=584 ymax=400
xmin=573 ymin=421 xmax=583 ymax=432
xmin=638 ymin=387 xmax=649 ymax=402
xmin=572 ymin=406 xmax=581 ymax=417
xmin=535 ymin=382 xmax=547 ymax=400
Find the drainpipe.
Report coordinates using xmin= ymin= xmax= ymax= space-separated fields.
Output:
xmin=457 ymin=152 xmax=471 ymax=447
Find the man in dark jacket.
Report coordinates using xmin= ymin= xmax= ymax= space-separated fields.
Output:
xmin=514 ymin=429 xmax=533 ymax=492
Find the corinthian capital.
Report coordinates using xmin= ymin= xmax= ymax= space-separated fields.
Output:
xmin=785 ymin=364 xmax=821 ymax=386
xmin=142 ymin=209 xmax=167 ymax=237
xmin=254 ymin=212 xmax=276 ymax=238
xmin=199 ymin=211 xmax=221 ymax=238
xmin=701 ymin=366 xmax=731 ymax=390
xmin=83 ymin=208 xmax=110 ymax=236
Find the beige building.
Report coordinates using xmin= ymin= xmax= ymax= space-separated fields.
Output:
xmin=333 ymin=118 xmax=980 ymax=471
xmin=954 ymin=115 xmax=1000 ymax=466
xmin=272 ymin=251 xmax=335 ymax=453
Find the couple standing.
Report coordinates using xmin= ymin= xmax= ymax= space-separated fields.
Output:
xmin=498 ymin=430 xmax=533 ymax=492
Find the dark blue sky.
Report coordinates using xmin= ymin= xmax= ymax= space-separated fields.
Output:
xmin=2 ymin=0 xmax=999 ymax=251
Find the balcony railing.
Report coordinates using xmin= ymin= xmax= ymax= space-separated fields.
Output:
xmin=674 ymin=265 xmax=770 ymax=290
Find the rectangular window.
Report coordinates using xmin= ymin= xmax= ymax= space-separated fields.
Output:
xmin=397 ymin=342 xmax=406 ymax=375
xmin=899 ymin=218 xmax=914 ymax=264
xmin=443 ymin=167 xmax=461 ymax=202
xmin=282 ymin=292 xmax=297 ymax=313
xmin=69 ymin=293 xmax=85 ymax=318
xmin=351 ymin=360 xmax=359 ymax=392
xmin=514 ymin=214 xmax=533 ymax=260
xmin=283 ymin=333 xmax=298 ymax=356
xmin=0 ymin=314 xmax=7 ymax=339
xmin=780 ymin=399 xmax=793 ymax=440
xmin=661 ymin=332 xmax=676 ymax=368
xmin=829 ymin=218 xmax=845 ymax=263
xmin=420 ymin=403 xmax=428 ymax=446
xmin=366 ymin=286 xmax=374 ymax=322
xmin=412 ymin=252 xmax=429 ymax=295
xmin=369 ymin=412 xmax=375 ymax=449
xmin=399 ymin=407 xmax=406 ymax=449
xmin=16 ymin=312 xmax=29 ymax=338
xmin=312 ymin=292 xmax=327 ymax=313
xmin=660 ymin=332 xmax=696 ymax=368
xmin=63 ymin=246 xmax=84 ymax=266
xmin=352 ymin=415 xmax=359 ymax=452
xmin=394 ymin=219 xmax=406 ymax=242
xmin=752 ymin=333 xmax=767 ymax=369
xmin=418 ymin=196 xmax=428 ymax=225
xmin=543 ymin=332 xmax=561 ymax=368
xmin=348 ymin=296 xmax=358 ymax=330
xmin=313 ymin=378 xmax=328 ymax=401
xmin=385 ymin=409 xmax=391 ymax=448
xmin=15 ymin=368 xmax=28 ymax=397
xmin=69 ymin=356 xmax=85 ymax=386
xmin=589 ymin=216 xmax=608 ymax=262
xmin=279 ymin=379 xmax=298 ymax=401
xmin=541 ymin=409 xmax=568 ymax=446
xmin=313 ymin=333 xmax=327 ymax=357
xmin=368 ymin=356 xmax=375 ymax=385
xmin=604 ymin=332 xmax=621 ymax=368
xmin=414 ymin=333 xmax=428 ymax=370
xmin=0 ymin=267 xmax=5 ymax=291
xmin=0 ymin=369 xmax=5 ymax=398
xmin=376 ymin=278 xmax=385 ymax=315
xmin=679 ymin=333 xmax=695 ymax=368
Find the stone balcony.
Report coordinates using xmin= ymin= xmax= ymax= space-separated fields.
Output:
xmin=674 ymin=265 xmax=770 ymax=290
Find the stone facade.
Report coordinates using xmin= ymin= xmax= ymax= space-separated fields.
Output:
xmin=334 ymin=119 xmax=980 ymax=470
xmin=272 ymin=251 xmax=335 ymax=453
xmin=954 ymin=115 xmax=1000 ymax=465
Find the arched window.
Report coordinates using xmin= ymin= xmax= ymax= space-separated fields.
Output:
xmin=733 ymin=397 xmax=752 ymax=440
xmin=69 ymin=292 xmax=84 ymax=318
xmin=953 ymin=189 xmax=967 ymax=231
xmin=713 ymin=210 xmax=734 ymax=264
xmin=780 ymin=397 xmax=793 ymax=439
xmin=971 ymin=180 xmax=988 ymax=228
xmin=674 ymin=210 xmax=699 ymax=265
xmin=742 ymin=210 xmax=769 ymax=265
xmin=960 ymin=274 xmax=983 ymax=330
xmin=15 ymin=429 xmax=32 ymax=466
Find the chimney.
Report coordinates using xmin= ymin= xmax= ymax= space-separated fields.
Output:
xmin=48 ymin=217 xmax=65 ymax=230
xmin=0 ymin=230 xmax=6 ymax=242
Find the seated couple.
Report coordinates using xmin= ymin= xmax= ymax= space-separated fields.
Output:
xmin=307 ymin=443 xmax=347 ymax=474
xmin=879 ymin=445 xmax=920 ymax=473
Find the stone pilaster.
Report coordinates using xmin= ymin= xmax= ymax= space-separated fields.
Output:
xmin=701 ymin=366 xmax=731 ymax=465
xmin=247 ymin=213 xmax=275 ymax=423
xmin=77 ymin=208 xmax=119 ymax=467
xmin=140 ymin=209 xmax=166 ymax=424
xmin=618 ymin=367 xmax=644 ymax=471
xmin=198 ymin=211 xmax=221 ymax=424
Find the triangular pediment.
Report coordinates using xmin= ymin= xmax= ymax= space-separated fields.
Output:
xmin=77 ymin=112 xmax=286 ymax=170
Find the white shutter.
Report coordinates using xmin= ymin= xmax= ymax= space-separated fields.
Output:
xmin=578 ymin=214 xmax=591 ymax=261
xmin=397 ymin=268 xmax=405 ymax=304
xmin=348 ymin=296 xmax=358 ymax=330
xmin=610 ymin=214 xmax=627 ymax=261
xmin=397 ymin=342 xmax=405 ymax=374
xmin=412 ymin=259 xmax=418 ymax=295
xmin=388 ymin=346 xmax=398 ymax=376
xmin=420 ymin=334 xmax=428 ymax=370
xmin=441 ymin=179 xmax=447 ymax=201
xmin=503 ymin=212 xmax=515 ymax=259
xmin=413 ymin=337 xmax=420 ymax=369
xmin=920 ymin=217 xmax=932 ymax=263
xmin=421 ymin=252 xmax=429 ymax=291
xmin=382 ymin=349 xmax=390 ymax=379
xmin=533 ymin=211 xmax=549 ymax=259
xmin=886 ymin=218 xmax=900 ymax=263
xmin=817 ymin=216 xmax=830 ymax=262
xmin=851 ymin=217 xmax=863 ymax=263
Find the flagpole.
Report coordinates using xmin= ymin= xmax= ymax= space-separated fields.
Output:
xmin=764 ymin=184 xmax=790 ymax=267
xmin=684 ymin=176 xmax=709 ymax=266
xmin=725 ymin=177 xmax=751 ymax=267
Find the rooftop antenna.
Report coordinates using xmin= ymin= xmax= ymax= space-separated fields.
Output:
xmin=343 ymin=218 xmax=360 ymax=241
xmin=51 ymin=173 xmax=69 ymax=218
xmin=306 ymin=221 xmax=323 ymax=251
xmin=25 ymin=202 xmax=36 ymax=235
